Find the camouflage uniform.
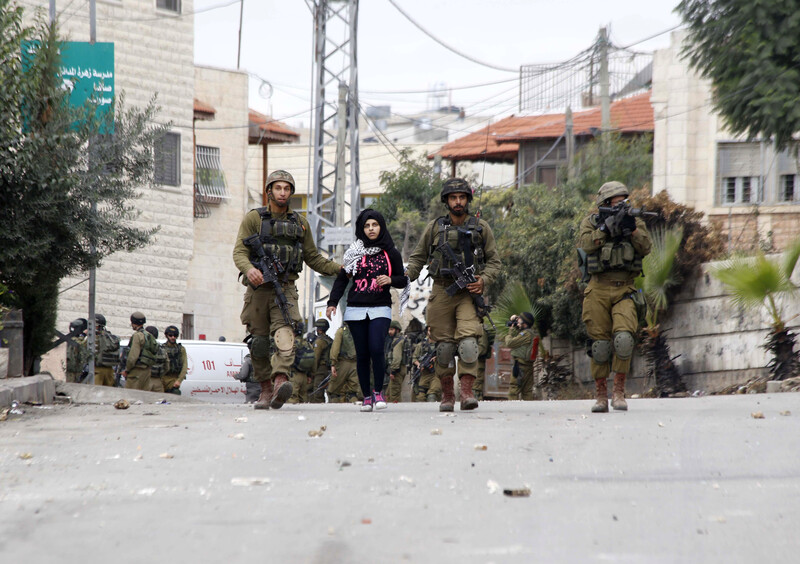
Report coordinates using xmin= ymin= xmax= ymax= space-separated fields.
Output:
xmin=385 ymin=321 xmax=407 ymax=403
xmin=472 ymin=322 xmax=495 ymax=401
xmin=310 ymin=322 xmax=333 ymax=403
xmin=328 ymin=325 xmax=360 ymax=403
xmin=505 ymin=320 xmax=536 ymax=401
xmin=412 ymin=337 xmax=440 ymax=402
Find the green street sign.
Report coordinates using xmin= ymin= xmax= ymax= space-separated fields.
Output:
xmin=22 ymin=40 xmax=115 ymax=127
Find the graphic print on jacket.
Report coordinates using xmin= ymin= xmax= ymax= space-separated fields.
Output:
xmin=353 ymin=251 xmax=391 ymax=294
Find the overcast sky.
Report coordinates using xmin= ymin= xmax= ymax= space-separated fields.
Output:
xmin=194 ymin=0 xmax=684 ymax=129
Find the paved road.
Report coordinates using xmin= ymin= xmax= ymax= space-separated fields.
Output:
xmin=1 ymin=393 xmax=798 ymax=563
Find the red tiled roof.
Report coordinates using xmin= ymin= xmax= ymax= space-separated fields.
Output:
xmin=498 ymin=91 xmax=653 ymax=142
xmin=434 ymin=91 xmax=653 ymax=162
xmin=194 ymin=98 xmax=216 ymax=116
xmin=248 ymin=109 xmax=300 ymax=143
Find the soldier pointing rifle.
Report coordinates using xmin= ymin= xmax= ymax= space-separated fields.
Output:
xmin=578 ymin=181 xmax=652 ymax=413
xmin=406 ymin=178 xmax=501 ymax=412
xmin=233 ymin=170 xmax=342 ymax=410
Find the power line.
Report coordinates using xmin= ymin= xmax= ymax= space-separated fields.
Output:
xmin=385 ymin=0 xmax=519 ymax=73
xmin=19 ymin=0 xmax=241 ymax=23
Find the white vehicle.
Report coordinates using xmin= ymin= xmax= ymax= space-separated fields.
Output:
xmin=120 ymin=338 xmax=248 ymax=403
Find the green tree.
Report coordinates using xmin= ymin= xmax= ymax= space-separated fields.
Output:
xmin=373 ymin=151 xmax=443 ymax=260
xmin=677 ymin=0 xmax=800 ymax=151
xmin=0 ymin=5 xmax=165 ymax=373
xmin=711 ymin=237 xmax=800 ymax=380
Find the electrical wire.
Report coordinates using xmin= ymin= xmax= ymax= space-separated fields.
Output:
xmin=18 ymin=0 xmax=241 ymax=23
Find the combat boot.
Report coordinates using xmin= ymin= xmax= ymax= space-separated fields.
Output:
xmin=611 ymin=372 xmax=628 ymax=411
xmin=459 ymin=374 xmax=479 ymax=410
xmin=439 ymin=375 xmax=455 ymax=412
xmin=270 ymin=374 xmax=293 ymax=409
xmin=254 ymin=380 xmax=273 ymax=410
xmin=591 ymin=377 xmax=609 ymax=413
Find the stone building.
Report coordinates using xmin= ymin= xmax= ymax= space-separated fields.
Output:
xmin=652 ymin=30 xmax=800 ymax=252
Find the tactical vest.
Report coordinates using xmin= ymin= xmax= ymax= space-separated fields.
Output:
xmin=427 ymin=216 xmax=485 ymax=278
xmin=96 ymin=330 xmax=121 ymax=368
xmin=256 ymin=207 xmax=305 ymax=275
xmin=585 ymin=215 xmax=643 ymax=276
xmin=135 ymin=329 xmax=159 ymax=367
xmin=387 ymin=335 xmax=407 ymax=368
xmin=339 ymin=328 xmax=356 ymax=360
xmin=164 ymin=343 xmax=185 ymax=375
xmin=66 ymin=339 xmax=89 ymax=373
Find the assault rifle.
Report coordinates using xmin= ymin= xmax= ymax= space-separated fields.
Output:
xmin=435 ymin=240 xmax=496 ymax=329
xmin=597 ymin=201 xmax=658 ymax=238
xmin=410 ymin=349 xmax=436 ymax=385
xmin=242 ymin=234 xmax=296 ymax=331
xmin=309 ymin=372 xmax=331 ymax=399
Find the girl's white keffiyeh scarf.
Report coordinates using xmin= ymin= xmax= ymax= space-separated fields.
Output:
xmin=342 ymin=239 xmax=382 ymax=275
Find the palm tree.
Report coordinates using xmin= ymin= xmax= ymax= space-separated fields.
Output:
xmin=711 ymin=236 xmax=800 ymax=380
xmin=635 ymin=226 xmax=686 ymax=396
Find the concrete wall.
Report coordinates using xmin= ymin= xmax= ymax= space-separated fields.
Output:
xmin=552 ymin=257 xmax=800 ymax=394
xmin=190 ymin=66 xmax=250 ymax=343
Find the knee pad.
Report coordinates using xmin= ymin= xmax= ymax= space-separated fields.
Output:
xmin=457 ymin=337 xmax=480 ymax=364
xmin=591 ymin=340 xmax=612 ymax=363
xmin=436 ymin=342 xmax=455 ymax=367
xmin=613 ymin=331 xmax=635 ymax=360
xmin=250 ymin=335 xmax=271 ymax=359
xmin=274 ymin=326 xmax=295 ymax=358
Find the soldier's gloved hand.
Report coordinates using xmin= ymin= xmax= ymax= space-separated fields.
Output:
xmin=620 ymin=214 xmax=636 ymax=234
xmin=598 ymin=221 xmax=609 ymax=234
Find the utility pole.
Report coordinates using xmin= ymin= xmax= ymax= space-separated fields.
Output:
xmin=599 ymin=26 xmax=610 ymax=135
xmin=565 ymin=106 xmax=575 ymax=180
xmin=87 ymin=0 xmax=97 ymax=385
xmin=305 ymin=0 xmax=361 ymax=326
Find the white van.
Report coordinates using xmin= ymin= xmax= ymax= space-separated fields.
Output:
xmin=120 ymin=338 xmax=248 ymax=403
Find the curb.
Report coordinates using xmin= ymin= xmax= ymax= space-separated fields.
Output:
xmin=0 ymin=375 xmax=56 ymax=408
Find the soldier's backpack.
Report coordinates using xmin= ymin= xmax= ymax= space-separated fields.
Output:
xmin=96 ymin=330 xmax=121 ymax=368
xmin=137 ymin=330 xmax=160 ymax=367
xmin=293 ymin=338 xmax=316 ymax=373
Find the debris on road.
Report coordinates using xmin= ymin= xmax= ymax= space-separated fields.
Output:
xmin=486 ymin=480 xmax=500 ymax=494
xmin=474 ymin=444 xmax=488 ymax=451
xmin=338 ymin=460 xmax=351 ymax=469
xmin=431 ymin=428 xmax=442 ymax=435
xmin=231 ymin=477 xmax=270 ymax=487
xmin=751 ymin=411 xmax=765 ymax=419
xmin=114 ymin=399 xmax=130 ymax=410
xmin=779 ymin=410 xmax=791 ymax=416
xmin=503 ymin=488 xmax=531 ymax=497
xmin=18 ymin=452 xmax=33 ymax=460
xmin=399 ymin=475 xmax=415 ymax=486
xmin=308 ymin=426 xmax=327 ymax=437
xmin=159 ymin=453 xmax=174 ymax=459
xmin=361 ymin=518 xmax=371 ymax=525
xmin=234 ymin=417 xmax=248 ymax=423
xmin=228 ymin=433 xmax=245 ymax=440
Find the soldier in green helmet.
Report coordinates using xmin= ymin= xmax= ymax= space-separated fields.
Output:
xmin=473 ymin=321 xmax=495 ymax=401
xmin=385 ymin=320 xmax=407 ymax=403
xmin=289 ymin=322 xmax=315 ymax=404
xmin=412 ymin=325 xmax=441 ymax=402
xmin=123 ymin=312 xmax=158 ymax=391
xmin=233 ymin=170 xmax=342 ymax=410
xmin=405 ymin=178 xmax=502 ymax=412
xmin=505 ymin=312 xmax=538 ymax=401
xmin=579 ymin=181 xmax=651 ymax=413
xmin=161 ymin=325 xmax=187 ymax=394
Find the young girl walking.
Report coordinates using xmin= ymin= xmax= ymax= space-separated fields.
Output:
xmin=326 ymin=209 xmax=407 ymax=411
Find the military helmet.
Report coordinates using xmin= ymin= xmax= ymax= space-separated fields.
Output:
xmin=520 ymin=311 xmax=535 ymax=327
xmin=165 ymin=325 xmax=179 ymax=338
xmin=69 ymin=318 xmax=88 ymax=334
xmin=145 ymin=325 xmax=158 ymax=338
xmin=266 ymin=169 xmax=295 ymax=195
xmin=390 ymin=320 xmax=402 ymax=331
xmin=314 ymin=318 xmax=330 ymax=330
xmin=130 ymin=311 xmax=146 ymax=325
xmin=596 ymin=181 xmax=629 ymax=205
xmin=95 ymin=313 xmax=106 ymax=327
xmin=440 ymin=177 xmax=473 ymax=203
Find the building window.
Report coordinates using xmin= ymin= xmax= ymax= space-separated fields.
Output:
xmin=195 ymin=145 xmax=229 ymax=204
xmin=361 ymin=195 xmax=378 ymax=209
xmin=154 ymin=132 xmax=180 ymax=186
xmin=721 ymin=176 xmax=760 ymax=205
xmin=157 ymin=0 xmax=181 ymax=13
xmin=781 ymin=175 xmax=798 ymax=202
xmin=717 ymin=142 xmax=762 ymax=205
xmin=182 ymin=313 xmax=194 ymax=341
